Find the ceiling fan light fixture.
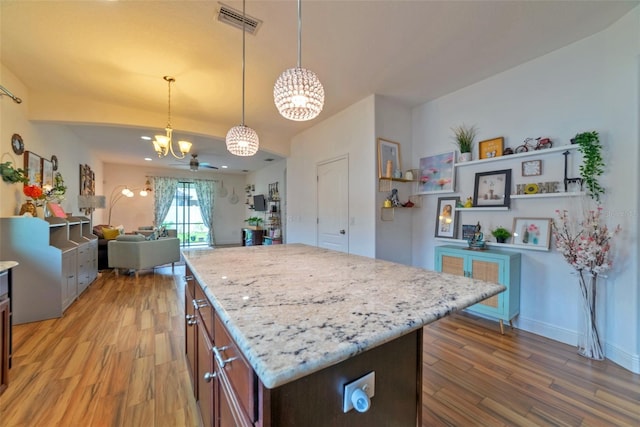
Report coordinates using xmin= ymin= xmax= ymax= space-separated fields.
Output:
xmin=152 ymin=76 xmax=192 ymax=159
xmin=226 ymin=125 xmax=259 ymax=156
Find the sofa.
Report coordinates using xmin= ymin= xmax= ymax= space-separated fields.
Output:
xmin=108 ymin=234 xmax=181 ymax=277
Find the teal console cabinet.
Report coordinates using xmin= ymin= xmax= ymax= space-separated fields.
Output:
xmin=434 ymin=245 xmax=521 ymax=334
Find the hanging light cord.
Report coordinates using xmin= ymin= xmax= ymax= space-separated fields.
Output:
xmin=166 ymin=76 xmax=173 ymax=129
xmin=241 ymin=0 xmax=246 ymax=126
xmin=297 ymin=0 xmax=302 ymax=68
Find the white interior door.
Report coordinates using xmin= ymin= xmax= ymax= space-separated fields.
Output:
xmin=317 ymin=156 xmax=349 ymax=253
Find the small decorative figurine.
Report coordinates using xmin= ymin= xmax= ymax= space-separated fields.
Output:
xmin=464 ymin=197 xmax=473 ymax=208
xmin=388 ymin=188 xmax=400 ymax=207
xmin=468 ymin=221 xmax=486 ymax=250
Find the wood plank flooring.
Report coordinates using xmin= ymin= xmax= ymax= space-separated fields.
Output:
xmin=1 ymin=265 xmax=639 ymax=426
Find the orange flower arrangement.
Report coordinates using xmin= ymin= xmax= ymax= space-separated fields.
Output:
xmin=23 ymin=185 xmax=43 ymax=200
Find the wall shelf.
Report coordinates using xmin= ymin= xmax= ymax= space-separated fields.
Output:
xmin=511 ymin=192 xmax=585 ymax=199
xmin=455 ymin=144 xmax=578 ymax=168
xmin=434 ymin=237 xmax=550 ymax=252
xmin=455 ymin=206 xmax=509 ymax=211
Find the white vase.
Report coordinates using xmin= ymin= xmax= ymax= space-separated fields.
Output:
xmin=459 ymin=152 xmax=472 ymax=162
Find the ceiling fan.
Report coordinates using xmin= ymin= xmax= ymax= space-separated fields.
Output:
xmin=171 ymin=154 xmax=218 ymax=171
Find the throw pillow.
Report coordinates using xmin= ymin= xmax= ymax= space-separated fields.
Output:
xmin=158 ymin=226 xmax=168 ymax=238
xmin=102 ymin=227 xmax=120 ymax=240
xmin=115 ymin=234 xmax=145 ymax=242
xmin=145 ymin=231 xmax=159 ymax=241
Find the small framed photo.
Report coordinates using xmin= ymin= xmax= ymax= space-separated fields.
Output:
xmin=473 ymin=169 xmax=511 ymax=208
xmin=512 ymin=217 xmax=552 ymax=250
xmin=24 ymin=151 xmax=42 ymax=187
xmin=462 ymin=224 xmax=477 ymax=241
xmin=478 ymin=137 xmax=504 ymax=160
xmin=522 ymin=159 xmax=542 ymax=177
xmin=47 ymin=202 xmax=67 ymax=218
xmin=417 ymin=151 xmax=455 ymax=194
xmin=41 ymin=158 xmax=54 ymax=188
xmin=434 ymin=196 xmax=460 ymax=238
xmin=377 ymin=138 xmax=401 ymax=178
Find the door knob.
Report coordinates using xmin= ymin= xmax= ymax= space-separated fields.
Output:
xmin=339 ymin=229 xmax=346 ymax=234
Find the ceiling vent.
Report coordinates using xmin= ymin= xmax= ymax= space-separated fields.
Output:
xmin=217 ymin=2 xmax=262 ymax=35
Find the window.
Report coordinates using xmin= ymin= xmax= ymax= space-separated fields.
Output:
xmin=163 ymin=182 xmax=209 ymax=247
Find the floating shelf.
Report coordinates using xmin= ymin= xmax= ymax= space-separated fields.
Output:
xmin=455 ymin=144 xmax=579 ymax=168
xmin=455 ymin=206 xmax=509 ymax=211
xmin=511 ymin=192 xmax=585 ymax=199
xmin=434 ymin=237 xmax=550 ymax=252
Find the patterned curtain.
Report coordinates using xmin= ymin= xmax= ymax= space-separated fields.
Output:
xmin=194 ymin=179 xmax=215 ymax=246
xmin=153 ymin=176 xmax=178 ymax=227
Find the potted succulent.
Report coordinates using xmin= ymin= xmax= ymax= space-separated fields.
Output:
xmin=491 ymin=226 xmax=512 ymax=243
xmin=451 ymin=124 xmax=477 ymax=162
xmin=244 ymin=216 xmax=263 ymax=228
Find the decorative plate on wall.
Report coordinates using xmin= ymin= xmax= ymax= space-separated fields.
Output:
xmin=11 ymin=133 xmax=24 ymax=155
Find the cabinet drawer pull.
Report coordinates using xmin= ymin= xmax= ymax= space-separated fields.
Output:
xmin=203 ymin=371 xmax=216 ymax=382
xmin=184 ymin=275 xmax=194 ymax=281
xmin=185 ymin=314 xmax=195 ymax=320
xmin=213 ymin=345 xmax=237 ymax=368
xmin=192 ymin=299 xmax=208 ymax=310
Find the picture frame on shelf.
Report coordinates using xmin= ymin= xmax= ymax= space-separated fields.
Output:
xmin=47 ymin=202 xmax=67 ymax=218
xmin=417 ymin=151 xmax=455 ymax=194
xmin=41 ymin=158 xmax=54 ymax=188
xmin=522 ymin=159 xmax=542 ymax=177
xmin=377 ymin=138 xmax=401 ymax=179
xmin=461 ymin=224 xmax=477 ymax=241
xmin=473 ymin=169 xmax=511 ymax=208
xmin=478 ymin=137 xmax=504 ymax=159
xmin=24 ymin=151 xmax=42 ymax=187
xmin=434 ymin=196 xmax=460 ymax=239
xmin=512 ymin=217 xmax=552 ymax=250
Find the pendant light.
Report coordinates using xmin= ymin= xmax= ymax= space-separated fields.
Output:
xmin=226 ymin=0 xmax=259 ymax=157
xmin=152 ymin=76 xmax=193 ymax=159
xmin=273 ymin=0 xmax=324 ymax=121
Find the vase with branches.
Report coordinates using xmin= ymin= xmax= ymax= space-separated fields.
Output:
xmin=552 ymin=206 xmax=620 ymax=359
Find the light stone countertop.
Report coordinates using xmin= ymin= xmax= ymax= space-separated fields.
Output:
xmin=182 ymin=244 xmax=505 ymax=389
xmin=0 ymin=261 xmax=19 ymax=272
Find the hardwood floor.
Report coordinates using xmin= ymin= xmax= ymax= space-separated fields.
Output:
xmin=1 ymin=265 xmax=638 ymax=426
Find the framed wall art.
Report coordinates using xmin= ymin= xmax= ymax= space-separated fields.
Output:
xmin=434 ymin=196 xmax=460 ymax=239
xmin=478 ymin=137 xmax=504 ymax=160
xmin=377 ymin=138 xmax=401 ymax=178
xmin=511 ymin=217 xmax=552 ymax=250
xmin=41 ymin=158 xmax=54 ymax=188
xmin=417 ymin=151 xmax=455 ymax=194
xmin=461 ymin=224 xmax=477 ymax=241
xmin=472 ymin=169 xmax=511 ymax=208
xmin=24 ymin=151 xmax=42 ymax=187
xmin=522 ymin=159 xmax=542 ymax=177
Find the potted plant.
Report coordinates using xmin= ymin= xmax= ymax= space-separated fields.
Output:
xmin=572 ymin=131 xmax=604 ymax=202
xmin=244 ymin=216 xmax=263 ymax=228
xmin=451 ymin=124 xmax=477 ymax=162
xmin=491 ymin=226 xmax=512 ymax=243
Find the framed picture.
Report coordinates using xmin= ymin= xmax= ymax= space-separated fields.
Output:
xmin=41 ymin=158 xmax=54 ymax=188
xmin=522 ymin=159 xmax=542 ymax=177
xmin=377 ymin=138 xmax=401 ymax=178
xmin=473 ymin=169 xmax=511 ymax=208
xmin=434 ymin=196 xmax=460 ymax=238
xmin=417 ymin=151 xmax=456 ymax=194
xmin=462 ymin=224 xmax=477 ymax=241
xmin=478 ymin=137 xmax=504 ymax=159
xmin=47 ymin=202 xmax=67 ymax=218
xmin=24 ymin=151 xmax=42 ymax=187
xmin=512 ymin=217 xmax=552 ymax=250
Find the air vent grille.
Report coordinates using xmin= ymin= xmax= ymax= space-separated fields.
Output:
xmin=217 ymin=3 xmax=262 ymax=35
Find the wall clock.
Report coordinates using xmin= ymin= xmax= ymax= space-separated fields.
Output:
xmin=11 ymin=133 xmax=24 ymax=155
xmin=51 ymin=155 xmax=59 ymax=171
xmin=522 ymin=160 xmax=542 ymax=177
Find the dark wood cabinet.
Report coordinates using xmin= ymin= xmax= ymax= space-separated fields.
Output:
xmin=0 ymin=268 xmax=11 ymax=396
xmin=241 ymin=228 xmax=264 ymax=246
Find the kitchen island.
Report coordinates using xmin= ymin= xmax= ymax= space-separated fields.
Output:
xmin=183 ymin=244 xmax=505 ymax=426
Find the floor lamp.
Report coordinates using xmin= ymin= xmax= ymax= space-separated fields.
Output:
xmin=77 ymin=195 xmax=106 ymax=228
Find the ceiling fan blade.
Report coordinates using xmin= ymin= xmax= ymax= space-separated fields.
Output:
xmin=200 ymin=164 xmax=218 ymax=169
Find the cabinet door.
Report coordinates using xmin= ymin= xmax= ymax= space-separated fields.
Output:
xmin=185 ymin=284 xmax=197 ymax=394
xmin=0 ymin=298 xmax=9 ymax=395
xmin=61 ymin=251 xmax=77 ymax=311
xmin=197 ymin=326 xmax=215 ymax=427
xmin=217 ymin=368 xmax=253 ymax=427
xmin=470 ymin=258 xmax=502 ymax=313
xmin=440 ymin=253 xmax=465 ymax=277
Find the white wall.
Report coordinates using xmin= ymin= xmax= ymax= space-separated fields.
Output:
xmin=374 ymin=95 xmax=413 ymax=265
xmin=411 ymin=7 xmax=639 ymax=372
xmin=103 ymin=163 xmax=248 ymax=245
xmin=287 ymin=96 xmax=376 ymax=257
xmin=0 ymin=65 xmax=103 ymax=219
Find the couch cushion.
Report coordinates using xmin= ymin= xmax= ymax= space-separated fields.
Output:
xmin=116 ymin=233 xmax=145 ymax=242
xmin=102 ymin=227 xmax=120 ymax=240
